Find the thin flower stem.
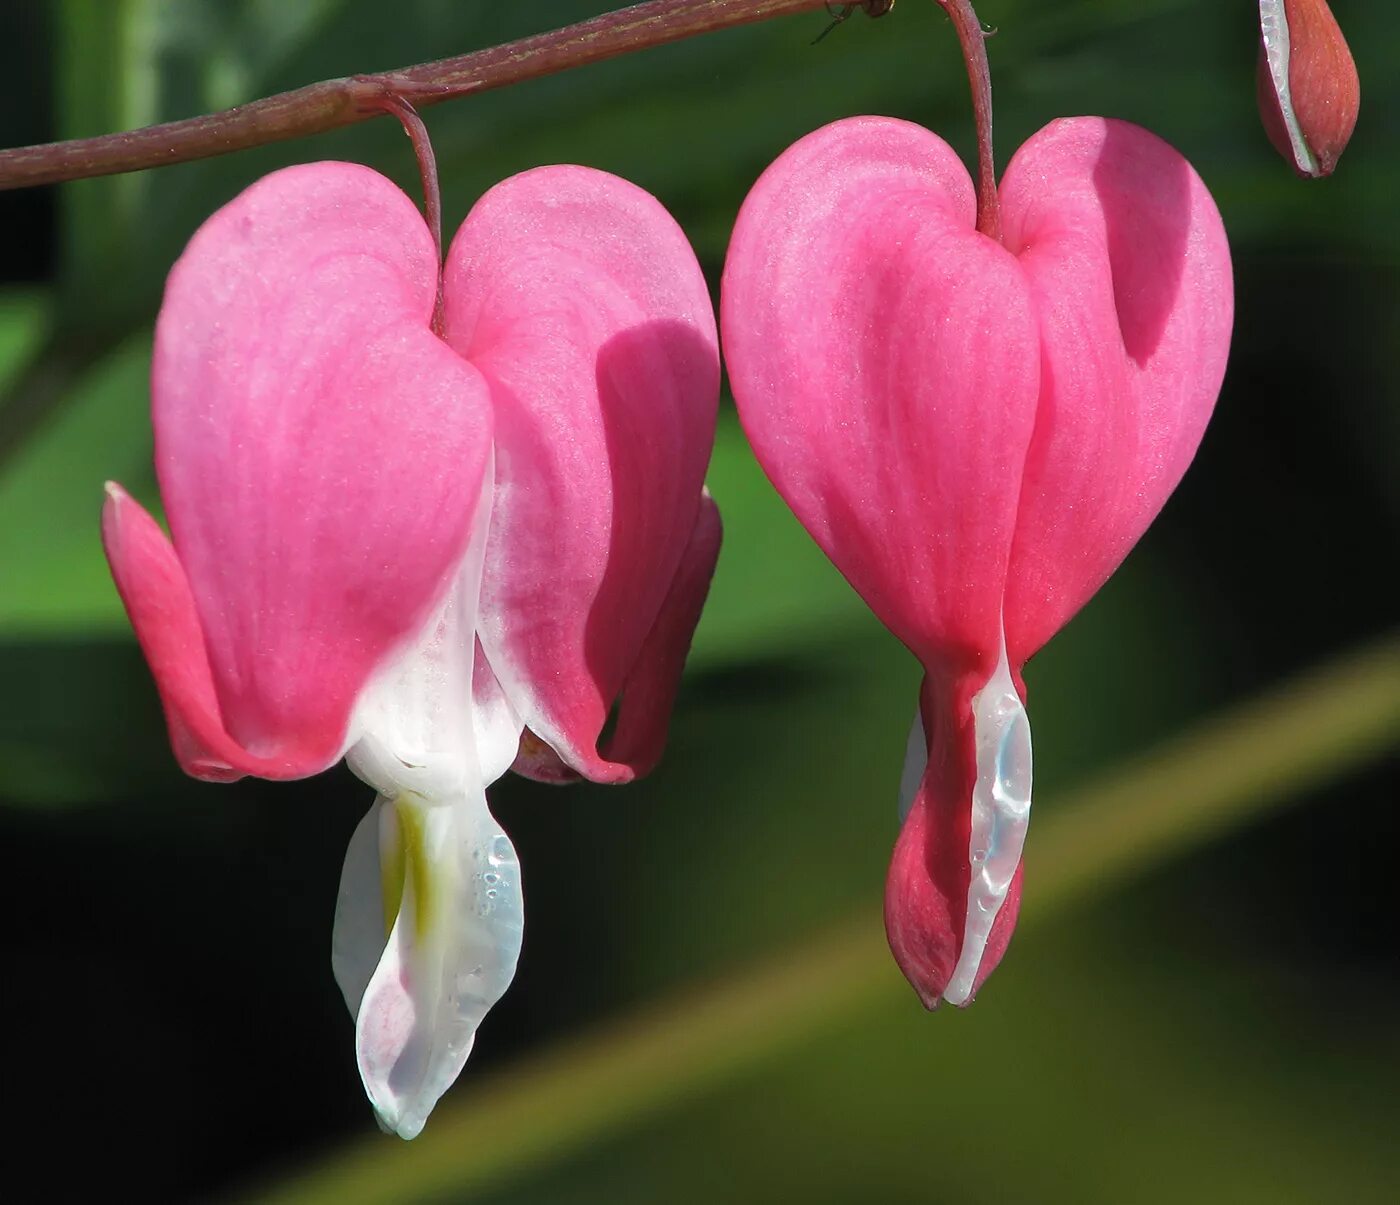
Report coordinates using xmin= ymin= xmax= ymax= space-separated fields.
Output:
xmin=936 ymin=0 xmax=1000 ymax=240
xmin=0 ymin=0 xmax=895 ymax=191
xmin=248 ymin=632 xmax=1400 ymax=1205
xmin=370 ymin=93 xmax=445 ymax=335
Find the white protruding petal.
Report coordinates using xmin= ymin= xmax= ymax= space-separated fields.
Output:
xmin=333 ymin=453 xmax=527 ymax=1137
xmin=348 ymin=461 xmax=495 ymax=801
xmin=354 ymin=790 xmax=524 ymax=1140
xmin=1259 ymin=0 xmax=1321 ymax=176
xmin=472 ymin=645 xmax=525 ymax=785
xmin=943 ymin=638 xmax=1033 ymax=1007
xmin=896 ymin=707 xmax=927 ymax=826
xmin=331 ymin=796 xmax=391 ymax=1020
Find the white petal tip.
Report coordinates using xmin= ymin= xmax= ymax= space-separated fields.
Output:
xmin=370 ymin=1101 xmax=427 ymax=1141
xmin=941 ymin=983 xmax=972 ymax=1008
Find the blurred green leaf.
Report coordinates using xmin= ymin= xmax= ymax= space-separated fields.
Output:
xmin=0 ymin=331 xmax=155 ymax=634
xmin=56 ymin=0 xmax=162 ymax=322
xmin=691 ymin=412 xmax=869 ymax=668
xmin=0 ymin=289 xmax=52 ymax=393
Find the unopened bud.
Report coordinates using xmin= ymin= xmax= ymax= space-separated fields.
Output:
xmin=1257 ymin=0 xmax=1360 ymax=177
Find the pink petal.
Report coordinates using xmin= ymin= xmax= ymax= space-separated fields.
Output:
xmin=999 ymin=118 xmax=1233 ymax=662
xmin=720 ymin=117 xmax=1041 ymax=666
xmin=601 ymin=489 xmax=722 ymax=779
xmin=511 ymin=489 xmax=723 ymax=785
xmin=141 ymin=161 xmax=493 ymax=771
xmin=442 ymin=166 xmax=719 ymax=783
xmin=102 ymin=483 xmax=308 ymax=779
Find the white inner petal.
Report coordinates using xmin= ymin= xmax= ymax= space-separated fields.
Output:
xmin=471 ymin=646 xmax=525 ymax=785
xmin=942 ymin=636 xmax=1033 ymax=1007
xmin=347 ymin=458 xmax=523 ymax=800
xmin=329 ymin=457 xmax=529 ymax=1137
xmin=347 ymin=789 xmax=525 ymax=1140
xmin=1259 ymin=0 xmax=1320 ymax=175
xmin=331 ymin=797 xmax=390 ymax=1021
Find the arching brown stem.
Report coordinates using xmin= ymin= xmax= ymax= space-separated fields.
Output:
xmin=0 ymin=0 xmax=897 ymax=192
xmin=936 ymin=0 xmax=1000 ymax=241
xmin=366 ymin=91 xmax=446 ymax=336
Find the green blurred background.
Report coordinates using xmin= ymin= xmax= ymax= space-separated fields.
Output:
xmin=1 ymin=2 xmax=1396 ymax=1201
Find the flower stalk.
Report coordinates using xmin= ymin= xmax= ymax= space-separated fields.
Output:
xmin=370 ymin=93 xmax=445 ymax=334
xmin=936 ymin=0 xmax=1001 ymax=241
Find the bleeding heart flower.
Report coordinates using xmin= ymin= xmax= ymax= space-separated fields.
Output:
xmin=103 ymin=160 xmax=719 ymax=1137
xmin=721 ymin=116 xmax=1232 ymax=1008
xmin=1257 ymin=0 xmax=1360 ymax=178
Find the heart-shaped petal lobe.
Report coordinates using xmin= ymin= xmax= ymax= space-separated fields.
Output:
xmin=105 ymin=162 xmax=494 ymax=778
xmin=721 ymin=116 xmax=1040 ymax=669
xmin=442 ymin=166 xmax=720 ymax=783
xmin=999 ymin=117 xmax=1233 ymax=662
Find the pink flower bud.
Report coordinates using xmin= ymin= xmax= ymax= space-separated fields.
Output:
xmin=1258 ymin=0 xmax=1360 ymax=177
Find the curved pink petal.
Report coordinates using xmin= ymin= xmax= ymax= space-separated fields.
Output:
xmin=442 ymin=166 xmax=719 ymax=783
xmin=999 ymin=118 xmax=1233 ymax=662
xmin=102 ymin=484 xmax=297 ymax=780
xmin=139 ymin=161 xmax=492 ymax=772
xmin=600 ymin=488 xmax=722 ymax=779
xmin=511 ymin=488 xmax=722 ymax=785
xmin=720 ymin=117 xmax=1040 ymax=667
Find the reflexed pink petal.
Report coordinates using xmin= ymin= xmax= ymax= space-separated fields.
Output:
xmin=102 ymin=483 xmax=324 ymax=779
xmin=720 ymin=117 xmax=1041 ymax=665
xmin=443 ymin=166 xmax=719 ymax=781
xmin=511 ymin=488 xmax=723 ymax=785
xmin=150 ymin=161 xmax=494 ymax=769
xmin=999 ymin=118 xmax=1233 ymax=662
xmin=599 ymin=489 xmax=721 ymax=780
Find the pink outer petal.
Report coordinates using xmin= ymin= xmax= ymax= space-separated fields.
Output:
xmin=510 ymin=489 xmax=722 ymax=785
xmin=103 ymin=484 xmax=312 ymax=780
xmin=443 ymin=166 xmax=719 ymax=782
xmin=144 ymin=162 xmax=493 ymax=771
xmin=602 ymin=489 xmax=722 ymax=778
xmin=999 ymin=118 xmax=1233 ymax=662
xmin=721 ymin=117 xmax=1041 ymax=667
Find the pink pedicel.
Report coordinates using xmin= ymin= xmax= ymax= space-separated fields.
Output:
xmin=722 ymin=116 xmax=1232 ymax=1008
xmin=103 ymin=161 xmax=719 ymax=1137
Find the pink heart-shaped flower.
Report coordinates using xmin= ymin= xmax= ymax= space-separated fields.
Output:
xmin=722 ymin=115 xmax=1232 ymax=1006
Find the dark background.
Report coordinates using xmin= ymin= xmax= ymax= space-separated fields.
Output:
xmin=0 ymin=2 xmax=1395 ymax=1202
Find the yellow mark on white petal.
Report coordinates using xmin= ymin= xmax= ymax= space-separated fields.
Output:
xmin=379 ymin=794 xmax=436 ymax=942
